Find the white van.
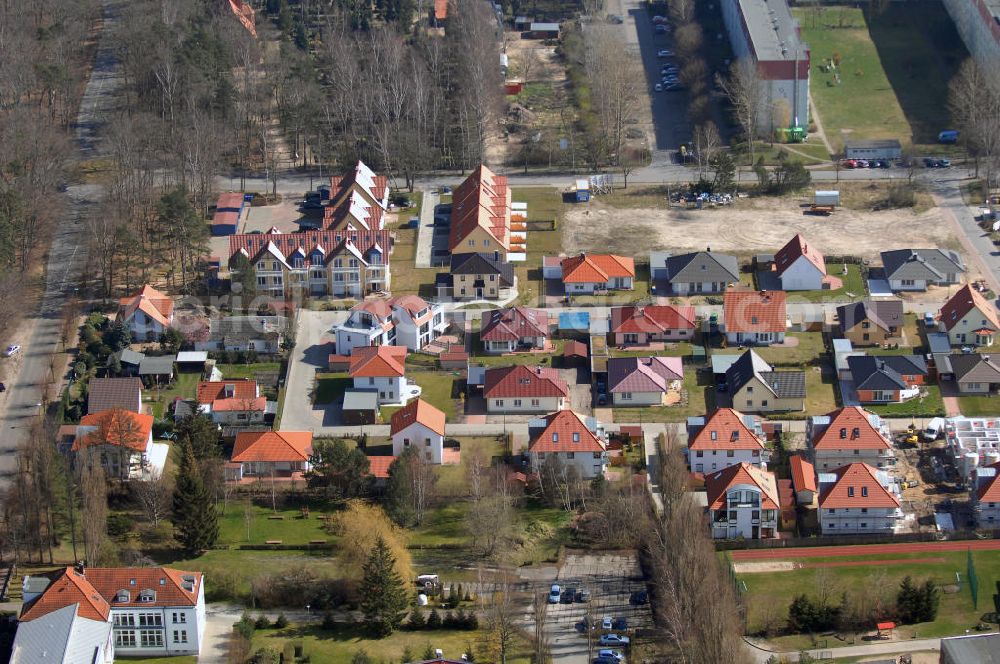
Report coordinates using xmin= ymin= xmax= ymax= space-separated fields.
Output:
xmin=923 ymin=417 xmax=944 ymax=441
xmin=548 ymin=584 xmax=561 ymax=604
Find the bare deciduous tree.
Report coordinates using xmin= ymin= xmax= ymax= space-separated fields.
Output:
xmin=132 ymin=473 xmax=173 ymax=527
xmin=718 ymin=58 xmax=768 ymax=165
xmin=949 ymin=58 xmax=1000 ymax=185
xmin=79 ymin=451 xmax=109 ymax=565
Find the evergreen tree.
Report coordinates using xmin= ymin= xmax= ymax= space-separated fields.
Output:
xmin=426 ymin=607 xmax=442 ymax=629
xmin=175 ymin=413 xmax=222 ymax=460
xmin=406 ymin=605 xmax=426 ymax=630
xmin=360 ymin=536 xmax=409 ymax=637
xmin=896 ymin=576 xmax=920 ymax=623
xmin=172 ymin=439 xmax=219 ymax=554
xmin=918 ymin=580 xmax=940 ymax=622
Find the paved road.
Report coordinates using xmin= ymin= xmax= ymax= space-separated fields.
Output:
xmin=0 ymin=0 xmax=119 ymax=481
xmin=746 ymin=638 xmax=940 ymax=663
xmin=414 ymin=188 xmax=439 ymax=268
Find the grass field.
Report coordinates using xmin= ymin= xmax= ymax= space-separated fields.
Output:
xmin=867 ymin=385 xmax=946 ymax=417
xmin=145 ymin=372 xmax=201 ymax=419
xmin=737 ymin=548 xmax=1000 ymax=649
xmin=955 ymin=394 xmax=1000 ymax=417
xmin=775 ymin=265 xmax=866 ymax=303
xmin=217 ymin=503 xmax=334 ymax=546
xmin=510 ymin=187 xmax=565 ymax=307
xmin=793 ymin=4 xmax=966 ymax=150
xmin=216 ymin=362 xmax=283 ymax=379
xmin=753 ymin=332 xmax=828 ymax=367
xmin=612 ymin=369 xmax=712 ymax=422
xmin=804 ymin=367 xmax=840 ymax=415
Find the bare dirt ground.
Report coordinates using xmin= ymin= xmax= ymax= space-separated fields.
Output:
xmin=732 ymin=561 xmax=799 ymax=574
xmin=563 ymin=197 xmax=962 ymax=262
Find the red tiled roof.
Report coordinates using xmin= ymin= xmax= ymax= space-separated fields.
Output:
xmin=688 ymin=408 xmax=765 ymax=451
xmin=74 ymin=409 xmax=153 ymax=452
xmin=390 ymin=398 xmax=446 ymax=436
xmin=232 ymin=431 xmax=313 ymax=463
xmin=480 ymin=306 xmax=547 ymax=342
xmin=610 ymin=305 xmax=696 ymax=334
xmin=449 ymin=164 xmax=511 ymax=252
xmin=211 ymin=397 xmax=267 ymax=412
xmin=353 ymin=298 xmax=393 ymax=322
xmin=196 ymin=379 xmax=258 ymax=404
xmin=774 ymin=234 xmax=826 ymax=277
xmin=229 ymin=229 xmax=390 ymax=266
xmin=529 ymin=410 xmax=606 ymax=453
xmin=818 ymin=463 xmax=900 ymax=509
xmin=390 ymin=295 xmax=433 ymax=320
xmin=484 ymin=365 xmax=568 ymax=399
xmin=977 ymin=462 xmax=1000 ymax=502
xmin=939 ymin=284 xmax=1000 ymax=332
xmin=561 ymin=254 xmax=635 ymax=283
xmin=812 ymin=407 xmax=891 ymax=450
xmin=723 ymin=289 xmax=787 ymax=333
xmin=789 ymin=454 xmax=817 ymax=493
xmin=607 ymin=356 xmax=683 ymax=393
xmin=563 ymin=340 xmax=588 ymax=358
xmin=705 ymin=462 xmax=779 ymax=510
xmin=20 ymin=568 xmax=110 ymax=622
xmin=117 ymin=285 xmax=174 ymax=328
xmin=322 ymin=191 xmax=385 ymax=231
xmin=328 ymin=161 xmax=389 ymax=209
xmin=84 ymin=567 xmax=201 ymax=608
xmin=367 ymin=455 xmax=395 ymax=479
xmin=434 ymin=0 xmax=447 ymax=20
xmin=349 ymin=345 xmax=407 ymax=377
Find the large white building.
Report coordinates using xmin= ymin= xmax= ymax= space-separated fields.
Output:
xmin=719 ymin=0 xmax=810 ymax=133
xmin=706 ymin=462 xmax=780 ymax=540
xmin=12 ymin=565 xmax=205 ymax=661
xmin=334 ymin=295 xmax=446 ymax=356
xmin=818 ymin=463 xmax=902 ymax=535
xmin=807 ymin=407 xmax=895 ymax=471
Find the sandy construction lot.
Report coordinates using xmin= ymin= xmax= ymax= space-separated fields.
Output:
xmin=563 ymin=197 xmax=962 ymax=262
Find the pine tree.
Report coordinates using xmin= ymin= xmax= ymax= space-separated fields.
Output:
xmin=172 ymin=439 xmax=219 ymax=554
xmin=407 ymin=606 xmax=426 ymax=630
xmin=896 ymin=576 xmax=919 ymax=623
xmin=918 ymin=580 xmax=939 ymax=622
xmin=360 ymin=536 xmax=409 ymax=637
xmin=427 ymin=608 xmax=442 ymax=629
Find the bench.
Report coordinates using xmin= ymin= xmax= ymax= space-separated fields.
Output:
xmin=267 ymin=515 xmax=285 ymax=520
xmin=265 ymin=539 xmax=283 ymax=545
xmin=309 ymin=540 xmax=328 ymax=545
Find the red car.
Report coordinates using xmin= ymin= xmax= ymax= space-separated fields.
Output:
xmin=841 ymin=159 xmax=857 ymax=168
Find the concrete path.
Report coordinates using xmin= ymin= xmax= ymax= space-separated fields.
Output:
xmin=414 ymin=188 xmax=438 ymax=269
xmin=745 ymin=636 xmax=940 ymax=663
xmin=931 ymin=176 xmax=1000 ymax=296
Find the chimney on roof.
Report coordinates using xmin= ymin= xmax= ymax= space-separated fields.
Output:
xmin=706 ymin=246 xmax=712 ymax=252
xmin=75 ymin=561 xmax=85 ymax=576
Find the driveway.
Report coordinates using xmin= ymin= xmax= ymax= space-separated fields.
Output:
xmin=278 ymin=308 xmax=349 ymax=433
xmin=414 ymin=188 xmax=438 ymax=268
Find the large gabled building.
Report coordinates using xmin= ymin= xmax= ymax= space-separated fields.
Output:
xmin=449 ymin=165 xmax=511 ymax=257
xmin=818 ymin=462 xmax=902 ymax=534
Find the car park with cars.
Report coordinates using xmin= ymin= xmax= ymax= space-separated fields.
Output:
xmin=599 ymin=634 xmax=630 ymax=647
xmin=598 ymin=650 xmax=625 ymax=662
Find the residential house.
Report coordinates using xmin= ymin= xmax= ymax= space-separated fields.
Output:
xmin=880 ymin=248 xmax=965 ymax=291
xmin=789 ymin=454 xmax=817 ymax=505
xmin=705 ymin=462 xmax=780 ymax=539
xmin=328 ymin=160 xmax=390 ymax=212
xmin=438 ymin=252 xmax=515 ymax=301
xmin=480 ymin=306 xmax=548 ymax=353
xmin=846 ymin=355 xmax=928 ymax=404
xmin=526 ymin=410 xmax=608 ymax=479
xmin=773 ymin=234 xmax=827 ymax=291
xmin=193 ymin=315 xmax=288 ymax=353
xmin=807 ymin=406 xmax=895 ymax=471
xmin=117 ymin=285 xmax=174 ymax=342
xmin=448 ymin=164 xmax=512 ymax=258
xmin=228 ymin=228 xmax=391 ymax=298
xmin=836 ymin=298 xmax=904 ymax=347
xmin=73 ymin=409 xmax=160 ymax=480
xmin=973 ymin=462 xmax=1000 ymax=526
xmin=390 ymin=398 xmax=447 ymax=464
xmin=657 ymin=250 xmax=740 ymax=294
xmin=939 ymin=284 xmax=1000 ymax=347
xmin=483 ymin=365 xmax=568 ymax=414
xmin=196 ymin=379 xmax=265 ymax=425
xmin=334 ymin=295 xmax=445 ymax=355
xmin=560 ymin=254 xmax=635 ymax=294
xmin=606 ymin=356 xmax=683 ymax=406
xmin=319 ymin=189 xmax=386 ymax=232
xmin=88 ymin=377 xmax=143 ymax=415
xmin=949 ymin=353 xmax=1000 ymax=394
xmin=724 ymin=289 xmax=787 ymax=345
xmin=818 ymin=462 xmax=902 ymax=534
xmin=13 ymin=564 xmax=205 ymax=661
xmin=725 ymin=349 xmax=806 ymax=413
xmin=349 ymin=345 xmax=417 ymax=405
xmin=609 ymin=305 xmax=697 ymax=346
xmin=230 ymin=431 xmax=313 ymax=479
xmin=686 ymin=408 xmax=768 ymax=473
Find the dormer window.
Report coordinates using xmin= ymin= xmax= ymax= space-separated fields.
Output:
xmin=861 ymin=486 xmax=868 ymax=497
xmin=552 ymin=433 xmax=559 ymax=442
xmin=851 ymin=427 xmax=860 ymax=439
xmin=138 ymin=589 xmax=156 ymax=603
xmin=839 ymin=428 xmax=847 ymax=439
xmin=710 ymin=431 xmax=717 ymax=441
xmin=116 ymin=590 xmax=130 ymax=603
xmin=731 ymin=431 xmax=739 ymax=441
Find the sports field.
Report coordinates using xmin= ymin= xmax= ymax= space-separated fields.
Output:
xmin=732 ymin=541 xmax=1000 ymax=650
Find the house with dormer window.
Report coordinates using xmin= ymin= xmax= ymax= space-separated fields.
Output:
xmin=818 ymin=463 xmax=902 ymax=534
xmin=687 ymin=408 xmax=768 ymax=473
xmin=526 ymin=410 xmax=608 ymax=479
xmin=483 ymin=365 xmax=568 ymax=413
xmin=724 ymin=289 xmax=787 ymax=346
xmin=706 ymin=462 xmax=781 ymax=539
xmin=807 ymin=407 xmax=895 ymax=471
xmin=938 ymin=283 xmax=1000 ymax=347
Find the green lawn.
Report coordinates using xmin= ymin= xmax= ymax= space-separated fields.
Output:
xmin=804 ymin=366 xmax=840 ymax=415
xmin=217 ymin=503 xmax=334 ymax=546
xmin=599 ymin=185 xmax=670 ymax=209
xmin=779 ymin=264 xmax=866 ymax=303
xmin=792 ymin=5 xmax=964 ymax=149
xmin=612 ymin=369 xmax=712 ymax=422
xmin=608 ymin=341 xmax=695 ymax=358
xmin=956 ymin=394 xmax=1000 ymax=417
xmin=314 ymin=373 xmax=350 ymax=404
xmin=737 ymin=548 xmax=1000 ymax=648
xmin=510 ymin=186 xmax=565 ymax=308
xmin=867 ymin=385 xmax=946 ymax=417
xmin=216 ymin=362 xmax=283 ymax=379
xmin=469 ymin=334 xmax=566 ymax=367
xmin=754 ymin=332 xmax=828 ymax=366
xmin=405 ymin=370 xmax=461 ymax=420
xmin=251 ymin=623 xmax=529 ymax=664
xmin=145 ymin=372 xmax=201 ymax=419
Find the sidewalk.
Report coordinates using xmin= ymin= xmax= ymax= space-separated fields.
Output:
xmin=414 ymin=188 xmax=438 ymax=269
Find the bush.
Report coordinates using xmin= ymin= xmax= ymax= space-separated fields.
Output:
xmin=426 ymin=609 xmax=442 ymax=629
xmin=787 ymin=594 xmax=840 ymax=633
xmin=443 ymin=610 xmax=457 ymax=629
xmin=255 ymin=615 xmax=271 ymax=629
xmin=880 ymin=183 xmax=916 ymax=209
xmin=897 ymin=576 xmax=939 ymax=624
xmin=407 ymin=606 xmax=426 ymax=630
xmin=234 ymin=612 xmax=256 ymax=640
xmin=273 ymin=613 xmax=288 ymax=628
xmin=106 ymin=513 xmax=136 ymax=539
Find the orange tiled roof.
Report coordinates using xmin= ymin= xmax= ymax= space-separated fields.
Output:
xmin=390 ymin=398 xmax=446 ymax=436
xmin=789 ymin=454 xmax=817 ymax=493
xmin=196 ymin=379 xmax=258 ymax=405
xmin=705 ymin=462 xmax=779 ymax=510
xmin=610 ymin=305 xmax=696 ymax=334
xmin=74 ymin=409 xmax=153 ymax=452
xmin=818 ymin=463 xmax=900 ymax=509
xmin=20 ymin=568 xmax=110 ymax=622
xmin=349 ymin=345 xmax=407 ymax=377
xmin=939 ymin=284 xmax=1000 ymax=332
xmin=688 ymin=408 xmax=765 ymax=451
xmin=528 ymin=410 xmax=606 ymax=453
xmin=368 ymin=455 xmax=395 ymax=479
xmin=232 ymin=431 xmax=313 ymax=463
xmin=978 ymin=462 xmax=1000 ymax=502
xmin=211 ymin=397 xmax=267 ymax=412
xmin=448 ymin=165 xmax=511 ymax=252
xmin=483 ymin=365 xmax=569 ymax=399
xmin=774 ymin=234 xmax=826 ymax=277
xmin=117 ymin=284 xmax=174 ymax=328
xmin=723 ymin=289 xmax=787 ymax=333
xmin=561 ymin=254 xmax=635 ymax=283
xmin=812 ymin=407 xmax=891 ymax=450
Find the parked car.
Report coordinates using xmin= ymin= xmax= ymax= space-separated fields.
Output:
xmin=593 ymin=658 xmax=617 ymax=664
xmin=298 ymin=200 xmax=324 ymax=211
xmin=938 ymin=130 xmax=960 ymax=144
xmin=548 ymin=584 xmax=561 ymax=604
xmin=652 ymin=15 xmax=667 ymax=24
xmin=438 ymin=185 xmax=452 ymax=194
xmin=613 ymin=617 xmax=628 ymax=631
xmin=654 ymin=24 xmax=667 ymax=34
xmin=601 ymin=616 xmax=613 ymax=631
xmin=576 ymin=589 xmax=591 ymax=602
xmin=599 ymin=634 xmax=630 ymax=647
xmin=608 ymin=14 xmax=623 ymax=23
xmin=855 ymin=159 xmax=869 ymax=168
xmin=629 ymin=590 xmax=648 ymax=605
xmin=923 ymin=417 xmax=945 ymax=441
xmin=4 ymin=344 xmax=20 ymax=357
xmin=561 ymin=587 xmax=577 ymax=604
xmin=598 ymin=650 xmax=625 ymax=662
xmin=0 ymin=382 xmax=6 ymax=392
xmin=841 ymin=159 xmax=857 ymax=168
xmin=938 ymin=158 xmax=952 ymax=167
xmin=874 ymin=159 xmax=891 ymax=168
xmin=657 ymin=49 xmax=674 ymax=57
xmin=654 ymin=83 xmax=663 ymax=92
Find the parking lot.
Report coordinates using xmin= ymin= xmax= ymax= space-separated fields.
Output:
xmin=529 ymin=552 xmax=653 ymax=664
